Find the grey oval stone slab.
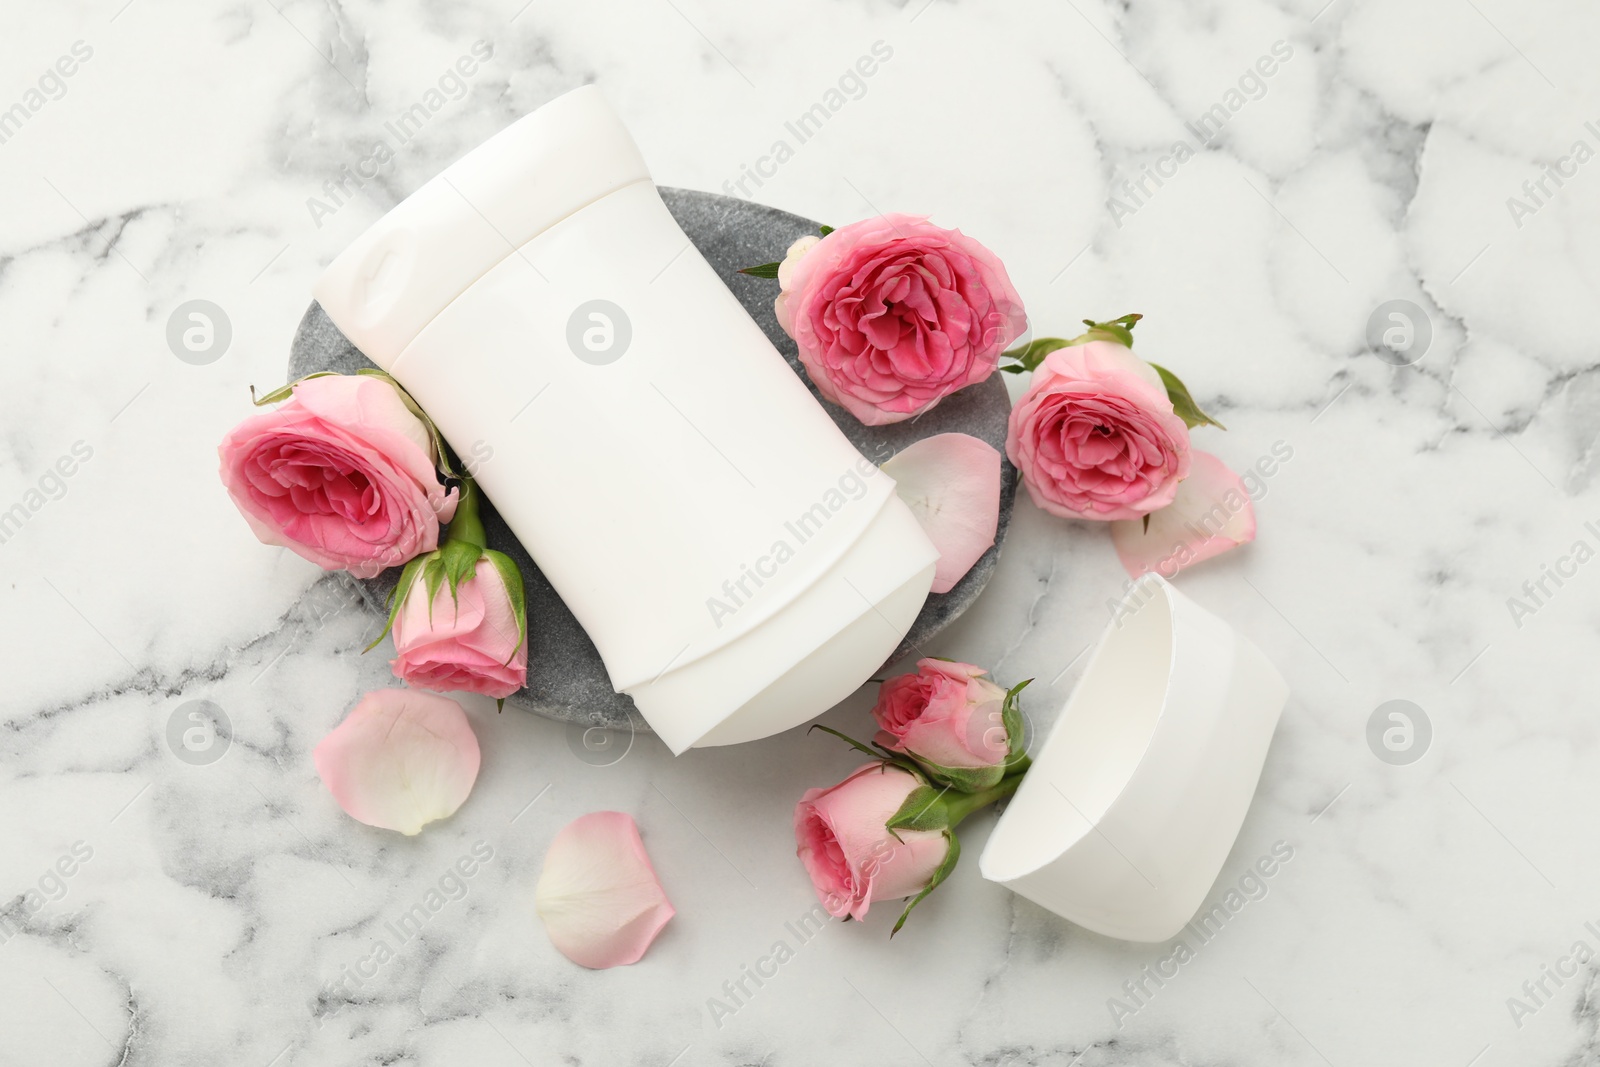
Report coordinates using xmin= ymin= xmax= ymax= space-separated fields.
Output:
xmin=288 ymin=187 xmax=1018 ymax=733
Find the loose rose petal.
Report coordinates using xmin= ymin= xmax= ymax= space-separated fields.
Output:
xmin=1110 ymin=451 xmax=1257 ymax=578
xmin=312 ymin=689 xmax=481 ymax=835
xmin=881 ymin=433 xmax=1001 ymax=594
xmin=536 ymin=812 xmax=675 ymax=969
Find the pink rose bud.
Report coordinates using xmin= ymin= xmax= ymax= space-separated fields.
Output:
xmin=375 ymin=478 xmax=528 ymax=702
xmin=776 ymin=214 xmax=1027 ymax=426
xmin=794 ymin=762 xmax=952 ymax=924
xmin=391 ymin=554 xmax=528 ymax=700
xmin=1006 ymin=340 xmax=1192 ymax=521
xmin=872 ymin=659 xmax=1017 ymax=790
xmin=218 ymin=374 xmax=457 ymax=577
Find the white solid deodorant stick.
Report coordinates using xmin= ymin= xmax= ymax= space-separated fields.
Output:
xmin=314 ymin=86 xmax=938 ymax=753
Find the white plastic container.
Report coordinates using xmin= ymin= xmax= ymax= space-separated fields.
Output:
xmin=979 ymin=575 xmax=1288 ymax=941
xmin=314 ymin=87 xmax=938 ymax=753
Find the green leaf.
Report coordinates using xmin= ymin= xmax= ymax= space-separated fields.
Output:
xmin=807 ymin=724 xmax=886 ymax=761
xmin=738 ymin=261 xmax=781 ymax=279
xmin=1142 ymin=513 xmax=1151 ymax=534
xmin=818 ymin=224 xmax=835 ymax=237
xmin=891 ymin=832 xmax=960 ymax=937
xmin=807 ymin=726 xmax=922 ymax=777
xmin=1148 ymin=362 xmax=1227 ymax=430
xmin=885 ymin=785 xmax=950 ymax=834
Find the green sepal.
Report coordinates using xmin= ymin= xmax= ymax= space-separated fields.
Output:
xmin=354 ymin=368 xmax=461 ymax=477
xmin=249 ymin=369 xmax=460 ymax=479
xmin=1067 ymin=313 xmax=1142 ymax=348
xmin=1002 ymin=678 xmax=1031 ymax=761
xmin=891 ymin=831 xmax=959 ymax=937
xmin=885 ymin=785 xmax=951 ymax=834
xmin=485 ymin=549 xmax=528 ymax=664
xmin=250 ymin=371 xmax=340 ymax=406
xmin=906 ymin=759 xmax=1006 ymax=794
xmin=738 ymin=261 xmax=781 ymax=279
xmin=1147 ymin=362 xmax=1226 ymax=431
xmin=1143 ymin=513 xmax=1152 ymax=534
xmin=1000 ymin=316 xmax=1142 ymax=373
xmin=999 ymin=337 xmax=1074 ymax=374
xmin=438 ymin=539 xmax=483 ymax=604
xmin=807 ymin=725 xmax=923 ymax=777
xmin=818 ymin=224 xmax=835 ymax=236
xmin=421 ymin=555 xmax=448 ymax=626
xmin=364 ymin=552 xmax=430 ymax=652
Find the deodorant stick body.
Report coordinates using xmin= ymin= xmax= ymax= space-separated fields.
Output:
xmin=315 ymin=87 xmax=937 ymax=752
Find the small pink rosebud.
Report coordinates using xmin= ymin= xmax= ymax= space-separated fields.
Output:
xmin=390 ymin=554 xmax=528 ymax=700
xmin=793 ymin=763 xmax=951 ymax=922
xmin=871 ymin=659 xmax=1010 ymax=777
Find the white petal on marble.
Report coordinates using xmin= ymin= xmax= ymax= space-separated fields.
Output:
xmin=313 ymin=688 xmax=482 ymax=836
xmin=534 ymin=811 xmax=675 ymax=969
xmin=1110 ymin=450 xmax=1256 ymax=577
xmin=881 ymin=432 xmax=1002 ymax=593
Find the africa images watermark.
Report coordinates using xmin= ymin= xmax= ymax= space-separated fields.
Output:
xmin=704 ymin=899 xmax=833 ymax=1029
xmin=721 ymin=40 xmax=894 ymax=200
xmin=0 ymin=40 xmax=94 ymax=148
xmin=312 ymin=840 xmax=495 ymax=1025
xmin=0 ymin=440 xmax=95 ymax=548
xmin=1504 ymin=118 xmax=1600 ymax=230
xmin=1504 ymin=515 xmax=1600 ymax=629
xmin=1504 ymin=919 xmax=1600 ymax=1029
xmin=0 ymin=841 xmax=95 ymax=949
xmin=1106 ymin=40 xmax=1295 ymax=228
xmin=704 ymin=456 xmax=882 ymax=629
xmin=1106 ymin=839 xmax=1295 ymax=1029
xmin=1106 ymin=439 xmax=1294 ymax=619
xmin=705 ymin=837 xmax=899 ymax=1029
xmin=306 ymin=41 xmax=495 ymax=229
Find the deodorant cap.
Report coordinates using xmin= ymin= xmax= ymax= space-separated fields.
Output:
xmin=314 ymin=86 xmax=650 ymax=369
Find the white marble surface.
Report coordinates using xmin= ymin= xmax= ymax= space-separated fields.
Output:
xmin=3 ymin=0 xmax=1599 ymax=1064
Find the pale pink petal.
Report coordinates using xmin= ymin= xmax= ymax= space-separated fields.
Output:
xmin=881 ymin=433 xmax=1001 ymax=593
xmin=312 ymin=689 xmax=481 ymax=835
xmin=1110 ymin=451 xmax=1257 ymax=579
xmin=536 ymin=812 xmax=675 ymax=969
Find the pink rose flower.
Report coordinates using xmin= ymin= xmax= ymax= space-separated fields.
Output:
xmin=775 ymin=214 xmax=1027 ymax=426
xmin=794 ymin=762 xmax=950 ymax=921
xmin=1006 ymin=341 xmax=1192 ymax=521
xmin=391 ymin=555 xmax=528 ymax=699
xmin=872 ymin=659 xmax=1009 ymax=775
xmin=219 ymin=375 xmax=457 ymax=577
